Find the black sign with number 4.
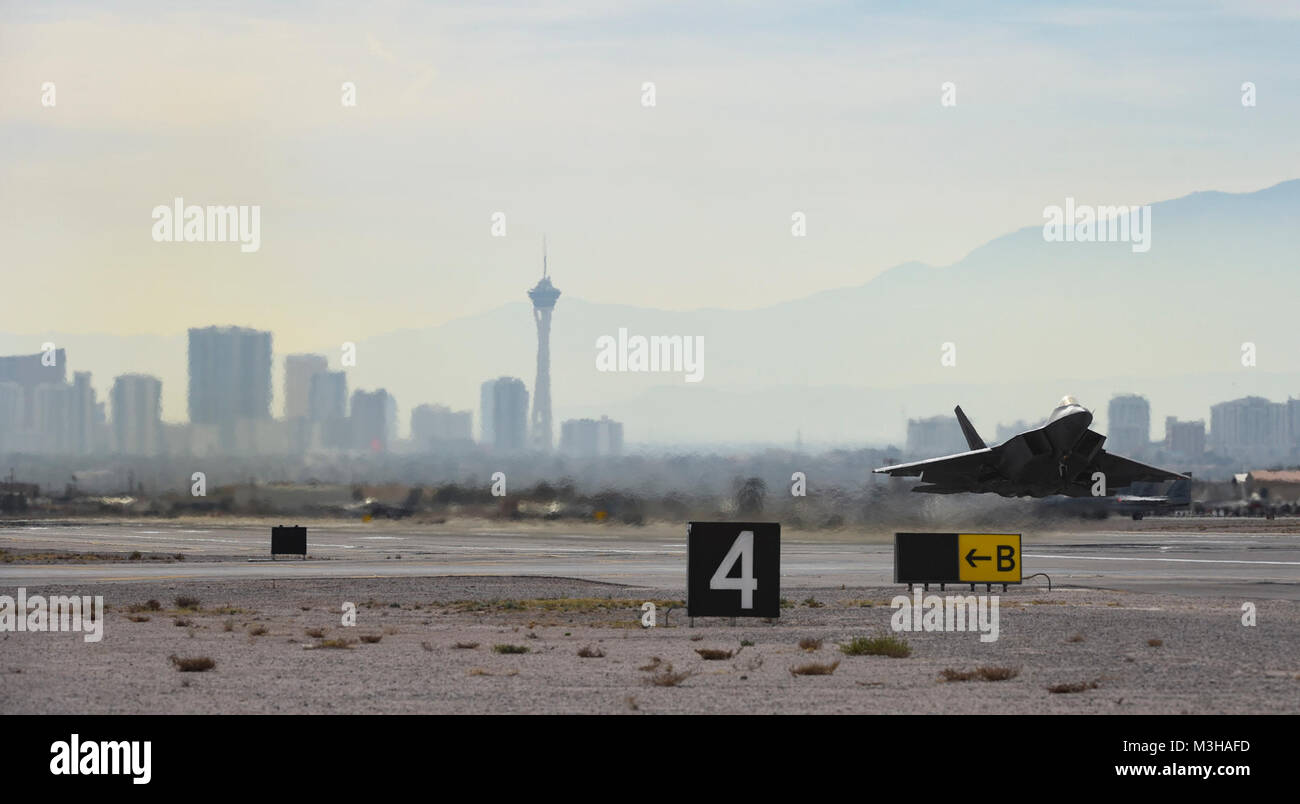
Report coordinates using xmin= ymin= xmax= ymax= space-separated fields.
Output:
xmin=687 ymin=522 xmax=780 ymax=618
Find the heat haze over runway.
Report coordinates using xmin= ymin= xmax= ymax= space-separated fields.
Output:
xmin=0 ymin=519 xmax=1296 ymax=600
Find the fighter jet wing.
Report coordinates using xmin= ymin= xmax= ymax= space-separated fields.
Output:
xmin=872 ymin=447 xmax=995 ymax=481
xmin=1093 ymin=450 xmax=1185 ymax=488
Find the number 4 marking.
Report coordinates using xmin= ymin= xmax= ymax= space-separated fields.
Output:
xmin=710 ymin=530 xmax=757 ymax=608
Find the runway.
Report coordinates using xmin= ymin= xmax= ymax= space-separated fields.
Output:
xmin=0 ymin=520 xmax=1297 ymax=599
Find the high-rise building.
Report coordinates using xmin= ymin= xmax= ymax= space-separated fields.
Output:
xmin=34 ymin=383 xmax=76 ymax=454
xmin=410 ymin=404 xmax=473 ymax=448
xmin=1164 ymin=416 xmax=1205 ymax=459
xmin=309 ymin=370 xmax=349 ymax=450
xmin=309 ymin=371 xmax=347 ymax=421
xmin=994 ymin=419 xmax=1043 ymax=444
xmin=560 ymin=416 xmax=624 ymax=457
xmin=283 ymin=354 xmax=328 ymax=454
xmin=480 ymin=377 xmax=529 ymax=451
xmin=906 ymin=414 xmax=966 ymax=456
xmin=20 ymin=369 xmax=98 ymax=456
xmin=111 ymin=374 xmax=163 ymax=456
xmin=527 ymin=243 xmax=560 ymax=451
xmin=284 ymin=354 xmax=328 ymax=421
xmin=93 ymin=401 xmax=110 ymax=454
xmin=350 ymin=389 xmax=396 ymax=452
xmin=28 ymin=372 xmax=98 ymax=455
xmin=0 ymin=349 xmax=65 ymax=429
xmin=1288 ymin=398 xmax=1300 ymax=450
xmin=187 ymin=326 xmax=272 ymax=448
xmin=70 ymin=372 xmax=97 ymax=455
xmin=1210 ymin=396 xmax=1287 ymax=460
xmin=0 ymin=382 xmax=24 ymax=454
xmin=1107 ymin=394 xmax=1150 ymax=456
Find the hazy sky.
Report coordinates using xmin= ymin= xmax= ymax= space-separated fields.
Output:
xmin=3 ymin=1 xmax=1299 ymax=353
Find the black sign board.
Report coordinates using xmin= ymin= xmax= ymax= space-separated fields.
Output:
xmin=894 ymin=532 xmax=1022 ymax=584
xmin=687 ymin=522 xmax=780 ymax=618
xmin=271 ymin=525 xmax=307 ymax=558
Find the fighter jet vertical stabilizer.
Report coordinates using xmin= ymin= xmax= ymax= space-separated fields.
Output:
xmin=954 ymin=405 xmax=987 ymax=450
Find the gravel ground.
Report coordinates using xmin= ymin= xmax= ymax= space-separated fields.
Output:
xmin=1 ymin=576 xmax=1295 ymax=714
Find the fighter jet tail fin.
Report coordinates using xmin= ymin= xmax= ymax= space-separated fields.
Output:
xmin=954 ymin=405 xmax=987 ymax=450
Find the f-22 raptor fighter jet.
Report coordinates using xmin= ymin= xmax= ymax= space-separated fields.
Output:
xmin=873 ymin=397 xmax=1186 ymax=498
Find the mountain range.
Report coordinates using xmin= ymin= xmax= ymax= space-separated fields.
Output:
xmin=6 ymin=178 xmax=1298 ymax=447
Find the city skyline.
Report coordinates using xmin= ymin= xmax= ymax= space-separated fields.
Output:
xmin=5 ymin=325 xmax=1300 ymax=468
xmin=4 ymin=2 xmax=1300 ymax=453
xmin=6 ymin=0 xmax=1300 ymax=734
xmin=3 ymin=173 xmax=1300 ymax=448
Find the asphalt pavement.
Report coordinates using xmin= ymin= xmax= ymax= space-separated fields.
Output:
xmin=1 ymin=519 xmax=1296 ymax=599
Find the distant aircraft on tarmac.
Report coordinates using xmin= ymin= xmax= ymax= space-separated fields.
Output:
xmin=1108 ymin=476 xmax=1193 ymax=518
xmin=873 ymin=397 xmax=1187 ymax=498
xmin=1039 ymin=475 xmax=1192 ymax=519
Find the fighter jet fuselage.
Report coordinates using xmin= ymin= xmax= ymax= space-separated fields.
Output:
xmin=874 ymin=397 xmax=1184 ymax=498
xmin=997 ymin=401 xmax=1100 ymax=495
